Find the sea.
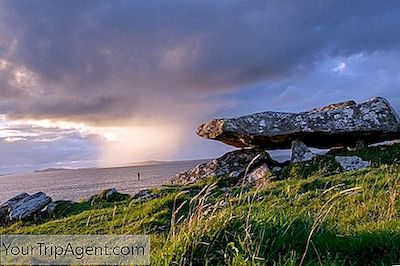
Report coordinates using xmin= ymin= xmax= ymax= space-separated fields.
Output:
xmin=0 ymin=160 xmax=207 ymax=204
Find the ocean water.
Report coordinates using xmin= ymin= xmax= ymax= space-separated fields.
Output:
xmin=0 ymin=160 xmax=206 ymax=204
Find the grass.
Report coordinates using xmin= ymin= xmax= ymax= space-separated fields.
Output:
xmin=1 ymin=144 xmax=400 ymax=265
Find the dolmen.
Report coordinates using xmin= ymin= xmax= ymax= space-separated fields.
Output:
xmin=171 ymin=97 xmax=400 ymax=185
xmin=197 ymin=97 xmax=400 ymax=149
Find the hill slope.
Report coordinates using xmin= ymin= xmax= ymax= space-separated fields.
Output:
xmin=1 ymin=144 xmax=400 ymax=265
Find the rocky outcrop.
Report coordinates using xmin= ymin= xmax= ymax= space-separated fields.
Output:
xmin=242 ymin=164 xmax=270 ymax=186
xmin=105 ymin=188 xmax=118 ymax=200
xmin=0 ymin=193 xmax=29 ymax=223
xmin=309 ymin=100 xmax=357 ymax=113
xmin=0 ymin=192 xmax=52 ymax=223
xmin=9 ymin=192 xmax=52 ymax=220
xmin=133 ymin=189 xmax=160 ymax=201
xmin=90 ymin=188 xmax=129 ymax=203
xmin=291 ymin=140 xmax=316 ymax=163
xmin=0 ymin=193 xmax=30 ymax=211
xmin=197 ymin=97 xmax=400 ymax=149
xmin=169 ymin=97 xmax=398 ymax=186
xmin=370 ymin=139 xmax=400 ymax=147
xmin=171 ymin=148 xmax=278 ymax=185
xmin=335 ymin=156 xmax=370 ymax=171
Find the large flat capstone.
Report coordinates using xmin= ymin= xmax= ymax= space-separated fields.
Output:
xmin=197 ymin=97 xmax=400 ymax=149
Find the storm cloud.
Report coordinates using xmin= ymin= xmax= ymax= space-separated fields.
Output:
xmin=0 ymin=1 xmax=399 ymax=171
xmin=0 ymin=0 xmax=399 ymax=122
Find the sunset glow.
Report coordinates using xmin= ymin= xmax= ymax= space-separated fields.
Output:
xmin=0 ymin=1 xmax=399 ymax=173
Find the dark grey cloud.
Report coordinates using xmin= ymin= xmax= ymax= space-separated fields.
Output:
xmin=1 ymin=0 xmax=400 ymax=123
xmin=221 ymin=50 xmax=400 ymax=116
xmin=0 ymin=1 xmax=400 ymax=172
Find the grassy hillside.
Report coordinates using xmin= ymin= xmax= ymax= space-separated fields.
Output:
xmin=1 ymin=144 xmax=400 ymax=265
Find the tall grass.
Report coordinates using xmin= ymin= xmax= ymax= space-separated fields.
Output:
xmin=153 ymin=165 xmax=400 ymax=265
xmin=1 ymin=146 xmax=400 ymax=265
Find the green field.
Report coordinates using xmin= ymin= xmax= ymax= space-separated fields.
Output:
xmin=1 ymin=144 xmax=400 ymax=265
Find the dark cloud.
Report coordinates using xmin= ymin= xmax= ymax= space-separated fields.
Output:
xmin=221 ymin=50 xmax=400 ymax=117
xmin=0 ymin=0 xmax=400 ymax=123
xmin=0 ymin=1 xmax=400 ymax=171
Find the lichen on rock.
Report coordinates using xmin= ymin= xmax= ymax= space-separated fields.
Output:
xmin=171 ymin=97 xmax=399 ymax=186
xmin=171 ymin=148 xmax=278 ymax=185
xmin=196 ymin=97 xmax=400 ymax=149
xmin=291 ymin=140 xmax=316 ymax=163
xmin=335 ymin=156 xmax=370 ymax=171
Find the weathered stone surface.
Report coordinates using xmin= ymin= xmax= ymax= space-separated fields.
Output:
xmin=0 ymin=192 xmax=53 ymax=221
xmin=242 ymin=164 xmax=270 ymax=186
xmin=272 ymin=166 xmax=282 ymax=174
xmin=171 ymin=148 xmax=277 ymax=185
xmin=9 ymin=192 xmax=52 ymax=220
xmin=0 ymin=193 xmax=30 ymax=223
xmin=309 ymin=100 xmax=356 ymax=113
xmin=133 ymin=189 xmax=160 ymax=201
xmin=0 ymin=193 xmax=30 ymax=211
xmin=105 ymin=188 xmax=118 ymax=200
xmin=90 ymin=188 xmax=129 ymax=203
xmin=370 ymin=139 xmax=400 ymax=147
xmin=291 ymin=140 xmax=316 ymax=163
xmin=197 ymin=97 xmax=400 ymax=149
xmin=335 ymin=156 xmax=370 ymax=171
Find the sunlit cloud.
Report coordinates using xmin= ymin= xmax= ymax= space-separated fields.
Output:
xmin=333 ymin=62 xmax=347 ymax=73
xmin=103 ymin=132 xmax=119 ymax=142
xmin=0 ymin=59 xmax=8 ymax=70
xmin=0 ymin=114 xmax=184 ymax=169
xmin=4 ymin=136 xmax=26 ymax=142
xmin=0 ymin=1 xmax=399 ymax=172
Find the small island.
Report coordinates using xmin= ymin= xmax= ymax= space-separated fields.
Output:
xmin=34 ymin=168 xmax=71 ymax=173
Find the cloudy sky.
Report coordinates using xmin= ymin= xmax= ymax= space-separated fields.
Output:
xmin=0 ymin=0 xmax=399 ymax=173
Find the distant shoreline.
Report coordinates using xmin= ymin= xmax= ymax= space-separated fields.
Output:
xmin=33 ymin=159 xmax=211 ymax=174
xmin=34 ymin=168 xmax=71 ymax=173
xmin=0 ymin=159 xmax=206 ymax=203
xmin=0 ymin=173 xmax=11 ymax=177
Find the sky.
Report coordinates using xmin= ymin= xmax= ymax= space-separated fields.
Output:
xmin=0 ymin=0 xmax=400 ymax=173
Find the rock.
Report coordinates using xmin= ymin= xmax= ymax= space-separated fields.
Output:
xmin=41 ymin=201 xmax=57 ymax=213
xmin=90 ymin=188 xmax=129 ymax=203
xmin=309 ymin=100 xmax=357 ymax=112
xmin=197 ymin=97 xmax=400 ymax=149
xmin=272 ymin=166 xmax=282 ymax=174
xmin=0 ymin=193 xmax=31 ymax=223
xmin=0 ymin=193 xmax=30 ymax=211
xmin=291 ymin=140 xmax=316 ymax=163
xmin=105 ymin=188 xmax=118 ymax=200
xmin=335 ymin=156 xmax=370 ymax=171
xmin=133 ymin=189 xmax=159 ymax=201
xmin=242 ymin=164 xmax=270 ymax=186
xmin=369 ymin=139 xmax=400 ymax=147
xmin=326 ymin=146 xmax=350 ymax=155
xmin=171 ymin=148 xmax=278 ymax=185
xmin=54 ymin=200 xmax=75 ymax=205
xmin=8 ymin=192 xmax=52 ymax=221
xmin=1 ymin=193 xmax=30 ymax=207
